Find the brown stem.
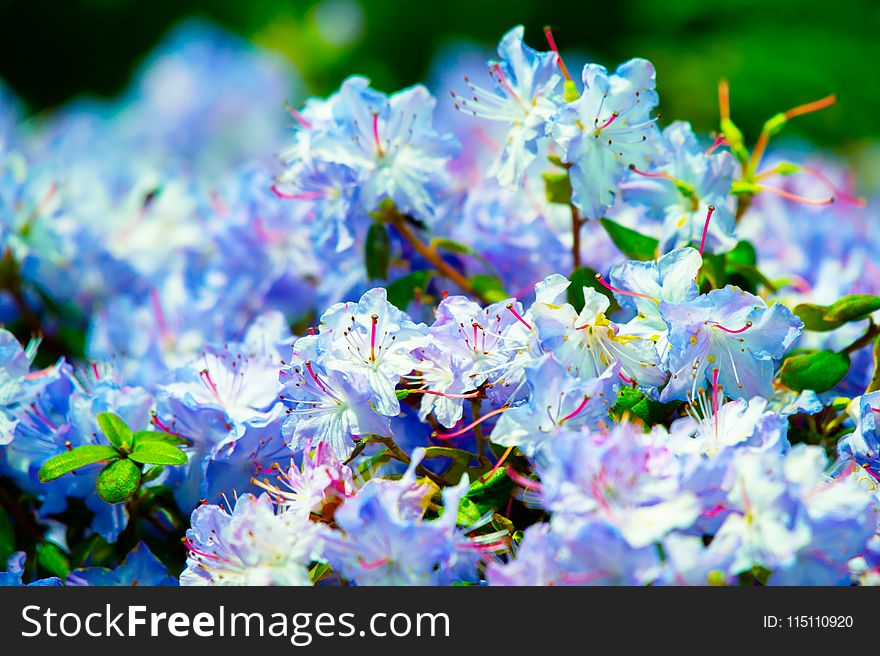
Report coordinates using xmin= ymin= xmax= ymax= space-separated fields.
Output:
xmin=375 ymin=435 xmax=450 ymax=487
xmin=470 ymin=398 xmax=491 ymax=467
xmin=570 ymin=203 xmax=582 ymax=269
xmin=843 ymin=321 xmax=880 ymax=356
xmin=385 ymin=211 xmax=488 ymax=304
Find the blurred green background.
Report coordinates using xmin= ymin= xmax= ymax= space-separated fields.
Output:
xmin=1 ymin=0 xmax=878 ymax=149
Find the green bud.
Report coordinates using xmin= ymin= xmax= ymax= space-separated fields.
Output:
xmin=97 ymin=459 xmax=142 ymax=504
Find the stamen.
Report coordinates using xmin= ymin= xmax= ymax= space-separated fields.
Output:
xmin=506 ymin=465 xmax=542 ymax=491
xmin=305 ymin=361 xmax=332 ymax=396
xmin=199 ymin=369 xmax=220 ymax=399
xmin=285 ymin=103 xmax=313 ymax=129
xmin=706 ymin=134 xmax=728 ymax=155
xmin=358 ymin=557 xmax=389 ymax=571
xmin=505 ymin=303 xmax=533 ymax=331
xmin=270 ymin=185 xmax=323 ymax=200
xmin=479 ymin=446 xmax=515 ymax=482
xmin=432 ymin=406 xmax=510 ymax=440
xmin=758 ymin=185 xmax=834 ymax=206
xmin=594 ymin=273 xmax=660 ymax=304
xmin=709 ymin=320 xmax=753 ymax=334
xmin=619 ymin=371 xmax=635 ymax=386
xmin=784 ymin=94 xmax=837 ymax=120
xmin=371 ymin=112 xmax=385 ymax=157
xmin=718 ymin=79 xmax=731 ymax=122
xmin=699 ymin=204 xmax=716 ymax=257
xmin=800 ymin=165 xmax=867 ymax=207
xmin=91 ymin=362 xmax=101 ymax=380
xmin=491 ymin=63 xmax=523 ymax=105
xmin=559 ymin=395 xmax=590 ymax=423
xmin=596 ymin=111 xmax=620 ymax=131
xmin=628 ymin=163 xmax=672 ymax=180
xmin=543 ymin=26 xmax=573 ymax=82
xmin=149 ymin=288 xmax=173 ymax=345
xmin=370 ymin=314 xmax=378 ymax=362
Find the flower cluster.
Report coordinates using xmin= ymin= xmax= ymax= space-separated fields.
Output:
xmin=1 ymin=22 xmax=879 ymax=586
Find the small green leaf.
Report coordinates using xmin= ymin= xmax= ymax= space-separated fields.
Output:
xmin=141 ymin=465 xmax=165 ymax=483
xmin=598 ymin=218 xmax=658 ymax=261
xmin=824 ymin=295 xmax=880 ymax=323
xmin=0 ymin=509 xmax=14 ymax=564
xmin=866 ymin=335 xmax=880 ymax=394
xmin=96 ymin=412 xmax=132 ymax=450
xmin=630 ymin=396 xmax=681 ymax=425
xmin=365 ymin=222 xmax=391 ymax=280
xmin=386 ymin=270 xmax=432 ymax=310
xmin=610 ymin=387 xmax=646 ymax=418
xmin=794 ymin=303 xmax=842 ymax=332
xmin=128 ymin=442 xmax=188 ymax=466
xmin=726 ymin=241 xmax=757 ymax=267
xmin=778 ymin=350 xmax=851 ymax=393
xmin=430 ymin=237 xmax=477 ymax=257
xmin=96 ymin=459 xmax=142 ymax=504
xmin=37 ymin=542 xmax=70 ymax=579
xmin=132 ymin=430 xmax=186 ymax=448
xmin=38 ymin=445 xmax=120 ymax=482
xmin=456 ymin=497 xmax=484 ymax=527
xmin=470 ymin=274 xmax=509 ymax=304
xmin=569 ymin=266 xmax=620 ymax=315
xmin=542 ymin=171 xmax=572 ymax=205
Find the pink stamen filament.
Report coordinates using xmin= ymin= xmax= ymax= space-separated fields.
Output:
xmin=372 ymin=112 xmax=385 ymax=157
xmin=628 ymin=164 xmax=672 ymax=180
xmin=91 ymin=362 xmax=101 ymax=380
xmin=491 ymin=64 xmax=522 ymax=105
xmin=596 ymin=111 xmax=620 ymax=131
xmin=506 ymin=303 xmax=533 ymax=331
xmin=358 ymin=557 xmax=389 ymax=571
xmin=758 ymin=184 xmax=833 ymax=206
xmin=370 ymin=314 xmax=378 ymax=362
xmin=270 ymin=185 xmax=323 ymax=200
xmin=199 ymin=369 xmax=220 ymax=400
xmin=506 ymin=465 xmax=542 ymax=491
xmin=710 ymin=320 xmax=753 ymax=334
xmin=479 ymin=446 xmax=515 ymax=483
xmin=800 ymin=165 xmax=867 ymax=207
xmin=699 ymin=204 xmax=716 ymax=257
xmin=305 ymin=361 xmax=333 ymax=396
xmin=594 ymin=274 xmax=660 ymax=304
xmin=433 ymin=406 xmax=511 ymax=440
xmin=285 ymin=102 xmax=313 ymax=129
xmin=559 ymin=395 xmax=591 ymax=424
xmin=619 ymin=371 xmax=635 ymax=386
xmin=706 ymin=134 xmax=728 ymax=155
xmin=543 ymin=26 xmax=573 ymax=82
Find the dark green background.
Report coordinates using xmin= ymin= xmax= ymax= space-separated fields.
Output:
xmin=0 ymin=0 xmax=877 ymax=149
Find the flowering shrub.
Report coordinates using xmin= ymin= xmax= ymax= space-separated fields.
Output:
xmin=1 ymin=21 xmax=879 ymax=586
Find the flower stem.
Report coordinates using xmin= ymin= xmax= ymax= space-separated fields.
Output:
xmin=843 ymin=321 xmax=880 ymax=356
xmin=570 ymin=202 xmax=583 ymax=269
xmin=384 ymin=210 xmax=488 ymax=304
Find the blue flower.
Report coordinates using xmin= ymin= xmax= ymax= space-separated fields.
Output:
xmin=453 ymin=25 xmax=562 ymax=187
xmin=66 ymin=542 xmax=177 ymax=586
xmin=0 ymin=552 xmax=62 ymax=587
xmin=621 ymin=121 xmax=737 ymax=254
xmin=838 ymin=391 xmax=880 ymax=472
xmin=181 ymin=493 xmax=325 ymax=586
xmin=550 ymin=58 xmax=662 ymax=219
xmin=489 ymin=354 xmax=618 ymax=458
xmin=660 ymin=286 xmax=803 ymax=403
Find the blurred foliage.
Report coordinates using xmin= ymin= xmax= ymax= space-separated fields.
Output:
xmin=0 ymin=0 xmax=878 ymax=149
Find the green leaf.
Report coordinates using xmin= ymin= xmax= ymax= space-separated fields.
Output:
xmin=824 ymin=295 xmax=880 ymax=323
xmin=598 ymin=218 xmax=658 ymax=261
xmin=542 ymin=171 xmax=572 ymax=205
xmin=610 ymin=386 xmax=646 ymax=418
xmin=630 ymin=396 xmax=681 ymax=425
xmin=141 ymin=465 xmax=165 ymax=483
xmin=96 ymin=412 xmax=132 ymax=450
xmin=470 ymin=274 xmax=508 ymax=304
xmin=430 ymin=237 xmax=477 ymax=257
xmin=568 ymin=266 xmax=620 ymax=315
xmin=456 ymin=497 xmax=484 ymax=527
xmin=128 ymin=442 xmax=188 ymax=466
xmin=365 ymin=222 xmax=391 ymax=280
xmin=778 ymin=350 xmax=851 ymax=393
xmin=96 ymin=459 xmax=142 ymax=504
xmin=726 ymin=240 xmax=757 ymax=267
xmin=38 ymin=445 xmax=120 ymax=482
xmin=37 ymin=542 xmax=70 ymax=579
xmin=131 ymin=430 xmax=186 ymax=448
xmin=0 ymin=509 xmax=14 ymax=564
xmin=868 ymin=335 xmax=880 ymax=394
xmin=699 ymin=252 xmax=727 ymax=290
xmin=794 ymin=303 xmax=842 ymax=332
xmin=386 ymin=270 xmax=432 ymax=310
